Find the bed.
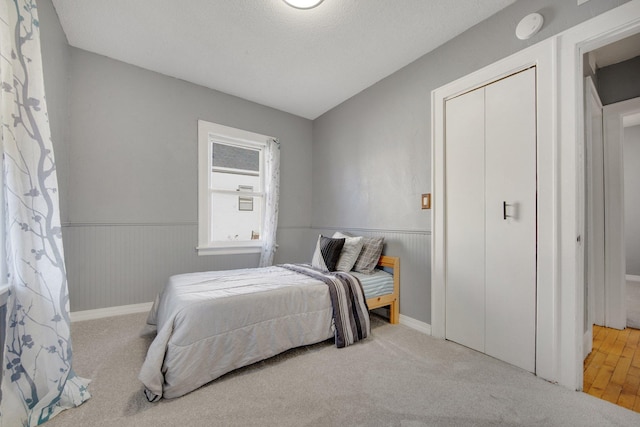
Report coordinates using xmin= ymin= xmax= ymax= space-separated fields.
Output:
xmin=138 ymin=254 xmax=400 ymax=401
xmin=360 ymin=255 xmax=400 ymax=324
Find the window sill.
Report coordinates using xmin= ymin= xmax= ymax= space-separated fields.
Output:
xmin=196 ymin=245 xmax=262 ymax=256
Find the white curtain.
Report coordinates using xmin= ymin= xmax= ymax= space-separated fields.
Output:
xmin=0 ymin=1 xmax=90 ymax=425
xmin=259 ymin=138 xmax=280 ymax=267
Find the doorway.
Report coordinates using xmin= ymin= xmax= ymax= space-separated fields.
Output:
xmin=582 ymin=32 xmax=640 ymax=338
xmin=581 ymin=31 xmax=640 ymax=410
xmin=624 ymin=115 xmax=640 ymax=329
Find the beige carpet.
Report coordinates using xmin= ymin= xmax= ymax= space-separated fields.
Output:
xmin=46 ymin=312 xmax=640 ymax=426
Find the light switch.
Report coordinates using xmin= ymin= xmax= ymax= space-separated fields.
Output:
xmin=422 ymin=193 xmax=431 ymax=210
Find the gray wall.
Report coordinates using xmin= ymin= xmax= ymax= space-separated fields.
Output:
xmin=312 ymin=0 xmax=630 ymax=324
xmin=38 ymin=0 xmax=313 ymax=311
xmin=38 ymin=0 xmax=632 ymax=317
xmin=624 ymin=125 xmax=640 ymax=276
xmin=38 ymin=0 xmax=70 ymax=223
xmin=598 ymin=56 xmax=640 ymax=105
xmin=63 ymin=49 xmax=314 ymax=310
xmin=66 ymin=49 xmax=312 ymax=228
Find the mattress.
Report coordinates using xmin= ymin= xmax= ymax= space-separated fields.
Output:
xmin=353 ymin=269 xmax=395 ymax=299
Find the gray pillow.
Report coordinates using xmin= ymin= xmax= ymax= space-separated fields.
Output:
xmin=332 ymin=232 xmax=364 ymax=272
xmin=311 ymin=235 xmax=345 ymax=272
xmin=353 ymin=236 xmax=384 ymax=274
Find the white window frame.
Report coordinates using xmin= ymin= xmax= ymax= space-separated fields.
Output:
xmin=197 ymin=120 xmax=271 ymax=255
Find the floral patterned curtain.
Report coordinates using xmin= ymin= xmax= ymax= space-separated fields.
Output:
xmin=0 ymin=1 xmax=90 ymax=425
xmin=258 ymin=138 xmax=280 ymax=267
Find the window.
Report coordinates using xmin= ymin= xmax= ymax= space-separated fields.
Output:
xmin=197 ymin=120 xmax=272 ymax=255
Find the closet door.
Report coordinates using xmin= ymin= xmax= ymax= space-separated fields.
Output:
xmin=484 ymin=67 xmax=536 ymax=373
xmin=444 ymin=67 xmax=537 ymax=373
xmin=444 ymin=87 xmax=485 ymax=353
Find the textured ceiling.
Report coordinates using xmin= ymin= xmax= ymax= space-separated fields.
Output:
xmin=51 ymin=0 xmax=517 ymax=119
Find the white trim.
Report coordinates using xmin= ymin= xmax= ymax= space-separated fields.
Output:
xmin=70 ymin=302 xmax=153 ymax=322
xmin=196 ymin=245 xmax=262 ymax=256
xmin=311 ymin=226 xmax=430 ymax=235
xmin=557 ymin=0 xmax=640 ymax=389
xmin=627 ymin=275 xmax=640 ymax=283
xmin=199 ymin=121 xmax=271 ymax=148
xmin=584 ymin=76 xmax=605 ymax=328
xmin=432 ymin=38 xmax=556 ymax=383
xmin=399 ymin=314 xmax=431 ymax=335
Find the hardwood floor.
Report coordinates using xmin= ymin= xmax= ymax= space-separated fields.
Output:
xmin=584 ymin=325 xmax=640 ymax=412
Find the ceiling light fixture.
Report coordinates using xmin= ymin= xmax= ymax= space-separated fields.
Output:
xmin=283 ymin=0 xmax=324 ymax=10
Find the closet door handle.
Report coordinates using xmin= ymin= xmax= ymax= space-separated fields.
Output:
xmin=503 ymin=201 xmax=507 ymax=220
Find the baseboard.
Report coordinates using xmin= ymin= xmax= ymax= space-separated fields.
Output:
xmin=626 ymin=275 xmax=640 ymax=283
xmin=399 ymin=314 xmax=431 ymax=335
xmin=71 ymin=302 xmax=153 ymax=322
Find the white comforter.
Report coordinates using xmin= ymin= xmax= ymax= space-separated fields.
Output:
xmin=138 ymin=266 xmax=334 ymax=399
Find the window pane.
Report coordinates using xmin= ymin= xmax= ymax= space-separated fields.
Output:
xmin=211 ymin=192 xmax=262 ymax=242
xmin=212 ymin=142 xmax=259 ymax=172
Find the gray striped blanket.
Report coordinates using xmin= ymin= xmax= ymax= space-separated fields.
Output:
xmin=280 ymin=263 xmax=370 ymax=348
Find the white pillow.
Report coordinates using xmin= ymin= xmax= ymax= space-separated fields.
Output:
xmin=332 ymin=232 xmax=364 ymax=272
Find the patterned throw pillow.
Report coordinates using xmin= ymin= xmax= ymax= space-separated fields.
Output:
xmin=332 ymin=232 xmax=364 ymax=272
xmin=311 ymin=235 xmax=345 ymax=272
xmin=353 ymin=236 xmax=384 ymax=274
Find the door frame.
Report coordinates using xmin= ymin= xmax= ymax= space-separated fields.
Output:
xmin=557 ymin=0 xmax=640 ymax=389
xmin=431 ymin=38 xmax=556 ymax=382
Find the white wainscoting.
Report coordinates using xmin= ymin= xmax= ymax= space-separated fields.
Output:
xmin=63 ymin=223 xmax=431 ymax=325
xmin=62 ymin=223 xmax=260 ymax=312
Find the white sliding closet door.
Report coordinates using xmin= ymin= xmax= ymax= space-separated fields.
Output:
xmin=445 ymin=87 xmax=486 ymax=353
xmin=484 ymin=68 xmax=536 ymax=372
xmin=445 ymin=67 xmax=537 ymax=373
